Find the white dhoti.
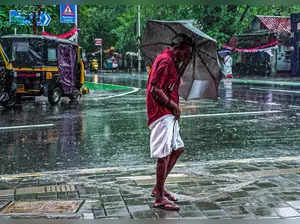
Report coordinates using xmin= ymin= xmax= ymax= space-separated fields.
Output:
xmin=149 ymin=114 xmax=184 ymax=158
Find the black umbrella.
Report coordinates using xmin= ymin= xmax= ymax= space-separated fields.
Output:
xmin=141 ymin=20 xmax=223 ymax=100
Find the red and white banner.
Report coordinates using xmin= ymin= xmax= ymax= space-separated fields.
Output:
xmin=41 ymin=26 xmax=78 ymax=40
xmin=223 ymin=40 xmax=278 ymax=53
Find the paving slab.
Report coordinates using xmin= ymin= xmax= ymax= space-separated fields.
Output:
xmin=0 ymin=190 xmax=14 ymax=197
xmin=0 ymin=157 xmax=300 ymax=222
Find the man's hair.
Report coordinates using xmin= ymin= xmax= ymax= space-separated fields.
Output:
xmin=171 ymin=33 xmax=193 ymax=48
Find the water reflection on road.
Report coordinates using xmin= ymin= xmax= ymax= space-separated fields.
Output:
xmin=0 ymin=77 xmax=300 ymax=175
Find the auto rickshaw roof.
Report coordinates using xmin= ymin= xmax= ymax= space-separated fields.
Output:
xmin=0 ymin=34 xmax=78 ymax=46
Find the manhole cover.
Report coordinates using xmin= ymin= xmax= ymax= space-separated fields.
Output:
xmin=0 ymin=200 xmax=83 ymax=214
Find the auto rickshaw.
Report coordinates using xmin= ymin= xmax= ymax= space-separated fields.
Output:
xmin=0 ymin=34 xmax=87 ymax=108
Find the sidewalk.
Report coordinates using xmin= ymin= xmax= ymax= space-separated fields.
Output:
xmin=229 ymin=74 xmax=300 ymax=87
xmin=1 ymin=156 xmax=300 ymax=221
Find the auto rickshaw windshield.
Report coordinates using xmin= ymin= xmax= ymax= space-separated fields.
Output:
xmin=1 ymin=37 xmax=45 ymax=67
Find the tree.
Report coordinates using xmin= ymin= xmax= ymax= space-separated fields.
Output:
xmin=79 ymin=5 xmax=120 ymax=53
xmin=1 ymin=5 xmax=300 ymax=54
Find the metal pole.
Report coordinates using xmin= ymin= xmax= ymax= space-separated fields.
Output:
xmin=75 ymin=5 xmax=78 ymax=43
xmin=100 ymin=47 xmax=103 ymax=72
xmin=137 ymin=5 xmax=141 ymax=73
xmin=14 ymin=27 xmax=17 ymax=35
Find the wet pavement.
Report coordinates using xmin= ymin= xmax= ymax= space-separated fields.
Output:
xmin=1 ymin=72 xmax=300 ymax=222
xmin=1 ymin=156 xmax=300 ymax=222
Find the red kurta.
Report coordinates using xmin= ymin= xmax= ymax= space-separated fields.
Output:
xmin=146 ymin=48 xmax=180 ymax=126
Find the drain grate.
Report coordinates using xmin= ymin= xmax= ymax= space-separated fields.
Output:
xmin=45 ymin=185 xmax=76 ymax=193
xmin=16 ymin=185 xmax=76 ymax=195
xmin=0 ymin=200 xmax=83 ymax=214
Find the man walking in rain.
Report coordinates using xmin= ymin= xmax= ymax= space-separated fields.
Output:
xmin=146 ymin=33 xmax=192 ymax=211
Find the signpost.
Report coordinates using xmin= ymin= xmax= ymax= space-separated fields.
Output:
xmin=60 ymin=5 xmax=78 ymax=43
xmin=9 ymin=10 xmax=31 ymax=25
xmin=137 ymin=5 xmax=141 ymax=73
xmin=95 ymin=38 xmax=103 ymax=71
xmin=60 ymin=5 xmax=77 ymax=24
xmin=291 ymin=13 xmax=300 ymax=76
xmin=9 ymin=10 xmax=51 ymax=26
xmin=94 ymin=39 xmax=102 ymax=46
xmin=38 ymin=12 xmax=51 ymax=26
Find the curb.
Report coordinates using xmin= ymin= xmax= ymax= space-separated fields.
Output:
xmin=226 ymin=78 xmax=300 ymax=87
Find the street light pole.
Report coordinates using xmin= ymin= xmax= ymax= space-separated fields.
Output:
xmin=100 ymin=46 xmax=103 ymax=72
xmin=137 ymin=5 xmax=142 ymax=73
xmin=75 ymin=5 xmax=78 ymax=43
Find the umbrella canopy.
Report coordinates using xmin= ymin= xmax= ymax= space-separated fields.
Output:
xmin=218 ymin=49 xmax=232 ymax=55
xmin=141 ymin=20 xmax=223 ymax=100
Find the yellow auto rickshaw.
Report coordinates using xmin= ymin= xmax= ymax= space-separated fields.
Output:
xmin=0 ymin=34 xmax=87 ymax=108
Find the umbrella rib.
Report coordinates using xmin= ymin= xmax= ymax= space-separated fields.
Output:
xmin=192 ymin=47 xmax=196 ymax=80
xmin=159 ymin=22 xmax=178 ymax=35
xmin=141 ymin=42 xmax=172 ymax=48
xmin=196 ymin=50 xmax=217 ymax=84
xmin=197 ymin=49 xmax=217 ymax=61
xmin=196 ymin=40 xmax=210 ymax=48
xmin=197 ymin=51 xmax=219 ymax=98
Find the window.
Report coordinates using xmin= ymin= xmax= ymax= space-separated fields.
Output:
xmin=12 ymin=42 xmax=29 ymax=61
xmin=48 ymin=48 xmax=56 ymax=62
xmin=14 ymin=42 xmax=29 ymax=52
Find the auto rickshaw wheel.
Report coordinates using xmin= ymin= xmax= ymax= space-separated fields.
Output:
xmin=1 ymin=91 xmax=17 ymax=109
xmin=69 ymin=90 xmax=81 ymax=104
xmin=48 ymin=87 xmax=62 ymax=105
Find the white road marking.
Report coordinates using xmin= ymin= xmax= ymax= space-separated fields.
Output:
xmin=181 ymin=110 xmax=282 ymax=118
xmin=226 ymin=99 xmax=280 ymax=106
xmin=0 ymin=124 xmax=54 ymax=131
xmin=244 ymin=100 xmax=257 ymax=103
xmin=95 ymin=87 xmax=140 ymax=100
xmin=250 ymin=87 xmax=300 ymax=94
xmin=290 ymin=105 xmax=300 ymax=109
xmin=90 ymin=109 xmax=282 ymax=117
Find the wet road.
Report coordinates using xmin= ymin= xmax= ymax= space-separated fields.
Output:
xmin=1 ymin=73 xmax=300 ymax=175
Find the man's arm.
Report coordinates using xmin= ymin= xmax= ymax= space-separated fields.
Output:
xmin=150 ymin=85 xmax=170 ymax=106
xmin=150 ymin=59 xmax=181 ymax=119
xmin=150 ymin=85 xmax=181 ymax=119
xmin=149 ymin=60 xmax=170 ymax=106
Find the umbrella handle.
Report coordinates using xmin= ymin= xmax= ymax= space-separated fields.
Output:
xmin=178 ymin=56 xmax=192 ymax=77
xmin=178 ymin=62 xmax=188 ymax=77
xmin=192 ymin=47 xmax=196 ymax=80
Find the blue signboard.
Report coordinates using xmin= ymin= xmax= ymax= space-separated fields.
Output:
xmin=38 ymin=12 xmax=51 ymax=26
xmin=9 ymin=10 xmax=51 ymax=26
xmin=60 ymin=5 xmax=77 ymax=23
xmin=9 ymin=10 xmax=31 ymax=25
